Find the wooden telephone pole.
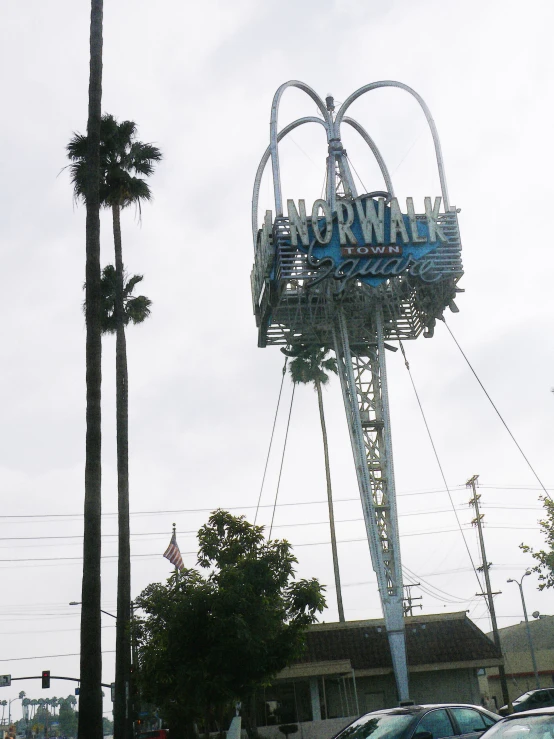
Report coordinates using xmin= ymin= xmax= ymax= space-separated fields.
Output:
xmin=467 ymin=475 xmax=511 ymax=709
xmin=403 ymin=584 xmax=423 ymax=617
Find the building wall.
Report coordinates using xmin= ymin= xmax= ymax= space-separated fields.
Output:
xmin=482 ymin=616 xmax=554 ymax=706
xmin=484 ymin=647 xmax=554 ymax=705
xmin=351 ymin=669 xmax=481 ymax=711
xmin=256 ymin=667 xmax=482 ymax=734
xmin=257 ymin=716 xmax=356 ymax=739
xmin=408 ymin=668 xmax=481 ymax=706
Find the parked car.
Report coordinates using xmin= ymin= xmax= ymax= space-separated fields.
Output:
xmin=499 ymin=691 xmax=554 ymax=717
xmin=138 ymin=731 xmax=168 ymax=739
xmin=333 ymin=704 xmax=501 ymax=739
xmin=479 ymin=706 xmax=554 ymax=739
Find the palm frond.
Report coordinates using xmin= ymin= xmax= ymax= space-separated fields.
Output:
xmin=99 ymin=265 xmax=152 ymax=330
xmin=66 ymin=133 xmax=88 ymax=160
xmin=322 ymin=358 xmax=338 ymax=374
xmin=126 ymin=295 xmax=152 ymax=325
xmin=66 ymin=113 xmax=161 ymax=209
xmin=124 ymin=274 xmax=144 ymax=296
xmin=288 ymin=347 xmax=337 ymax=388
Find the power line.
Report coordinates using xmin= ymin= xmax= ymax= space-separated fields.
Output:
xmin=0 ymin=487 xmax=472 ymax=521
xmin=0 ymin=650 xmax=115 ymax=663
xmin=0 ymin=524 xmax=542 ymax=563
xmin=0 ymin=626 xmax=114 ymax=635
xmin=0 ymin=510 xmax=542 ymax=543
xmin=403 ymin=564 xmax=470 ymax=604
xmin=480 ymin=485 xmax=554 ymax=491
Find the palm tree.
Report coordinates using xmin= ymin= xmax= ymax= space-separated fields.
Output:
xmin=78 ymin=2 xmax=104 ymax=738
xmin=286 ymin=346 xmax=345 ymax=621
xmin=98 ymin=266 xmax=152 ymax=334
xmin=67 ymin=114 xmax=161 ymax=739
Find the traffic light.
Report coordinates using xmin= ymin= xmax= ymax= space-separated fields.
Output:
xmin=41 ymin=670 xmax=50 ymax=689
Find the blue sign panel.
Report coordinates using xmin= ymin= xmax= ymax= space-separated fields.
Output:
xmin=284 ymin=196 xmax=447 ymax=288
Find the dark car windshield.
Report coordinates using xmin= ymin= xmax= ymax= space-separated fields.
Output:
xmin=481 ymin=715 xmax=554 ymax=739
xmin=336 ymin=713 xmax=415 ymax=739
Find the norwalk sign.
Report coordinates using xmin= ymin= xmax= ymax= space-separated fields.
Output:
xmin=282 ymin=195 xmax=450 ymax=288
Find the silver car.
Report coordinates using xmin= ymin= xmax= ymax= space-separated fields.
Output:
xmin=480 ymin=706 xmax=554 ymax=739
xmin=333 ymin=704 xmax=501 ymax=739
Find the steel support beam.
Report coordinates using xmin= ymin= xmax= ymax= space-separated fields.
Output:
xmin=333 ymin=306 xmax=409 ymax=702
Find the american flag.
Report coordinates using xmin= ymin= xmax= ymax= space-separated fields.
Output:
xmin=163 ymin=531 xmax=184 ymax=570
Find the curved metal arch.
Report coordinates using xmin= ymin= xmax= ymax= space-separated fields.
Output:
xmin=342 ymin=116 xmax=395 ymax=197
xmin=335 ymin=81 xmax=450 ymax=211
xmin=252 ymin=116 xmax=327 ymax=248
xmin=270 ymin=81 xmax=332 ymax=216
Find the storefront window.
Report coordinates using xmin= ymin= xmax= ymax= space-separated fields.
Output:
xmin=256 ymin=683 xmax=312 ymax=726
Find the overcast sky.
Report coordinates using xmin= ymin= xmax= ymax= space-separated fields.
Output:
xmin=1 ymin=0 xmax=553 ymax=721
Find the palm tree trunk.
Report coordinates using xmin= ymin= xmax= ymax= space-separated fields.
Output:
xmin=315 ymin=378 xmax=345 ymax=622
xmin=80 ymin=2 xmax=104 ymax=739
xmin=112 ymin=204 xmax=132 ymax=739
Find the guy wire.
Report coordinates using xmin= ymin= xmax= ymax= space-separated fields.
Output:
xmin=269 ymin=385 xmax=296 ymax=539
xmin=443 ymin=319 xmax=552 ymax=502
xmin=398 ymin=340 xmax=484 ymax=593
xmin=254 ymin=357 xmax=288 ymax=524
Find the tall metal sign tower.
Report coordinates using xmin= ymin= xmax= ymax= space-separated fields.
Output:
xmin=250 ymin=81 xmax=463 ymax=702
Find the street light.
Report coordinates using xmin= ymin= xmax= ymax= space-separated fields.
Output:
xmin=507 ymin=572 xmax=540 ymax=689
xmin=69 ymin=601 xmax=117 ymax=619
xmin=8 ymin=697 xmax=18 ymax=725
xmin=70 ymin=600 xmax=138 ymax=738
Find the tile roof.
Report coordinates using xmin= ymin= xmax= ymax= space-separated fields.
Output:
xmin=295 ymin=612 xmax=501 ymax=670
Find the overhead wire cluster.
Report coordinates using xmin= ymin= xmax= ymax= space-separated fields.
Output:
xmin=0 ymin=323 xmax=549 ymax=633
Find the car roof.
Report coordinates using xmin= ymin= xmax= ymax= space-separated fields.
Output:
xmin=503 ymin=707 xmax=554 ymax=718
xmin=363 ymin=704 xmax=499 ymax=717
xmin=515 ymin=689 xmax=554 ymax=700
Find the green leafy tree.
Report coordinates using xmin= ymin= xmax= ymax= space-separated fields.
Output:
xmin=58 ymin=700 xmax=78 ymax=738
xmin=521 ymin=496 xmax=554 ymax=588
xmin=67 ymin=114 xmax=161 ymax=739
xmin=285 ymin=346 xmax=344 ymax=621
xmin=135 ymin=510 xmax=326 ymax=739
xmin=19 ymin=693 xmax=26 ymax=721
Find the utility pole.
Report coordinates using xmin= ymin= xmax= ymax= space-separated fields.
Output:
xmin=507 ymin=572 xmax=540 ymax=689
xmin=403 ymin=584 xmax=422 ymax=617
xmin=467 ymin=475 xmax=511 ymax=709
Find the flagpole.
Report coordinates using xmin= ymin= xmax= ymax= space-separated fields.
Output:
xmin=163 ymin=523 xmax=183 ymax=579
xmin=173 ymin=523 xmax=179 ymax=584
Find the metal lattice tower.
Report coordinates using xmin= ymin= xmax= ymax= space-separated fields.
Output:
xmin=250 ymin=81 xmax=463 ymax=702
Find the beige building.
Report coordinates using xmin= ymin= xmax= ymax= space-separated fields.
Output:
xmin=482 ymin=615 xmax=554 ymax=707
xmin=255 ymin=612 xmax=502 ymax=739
